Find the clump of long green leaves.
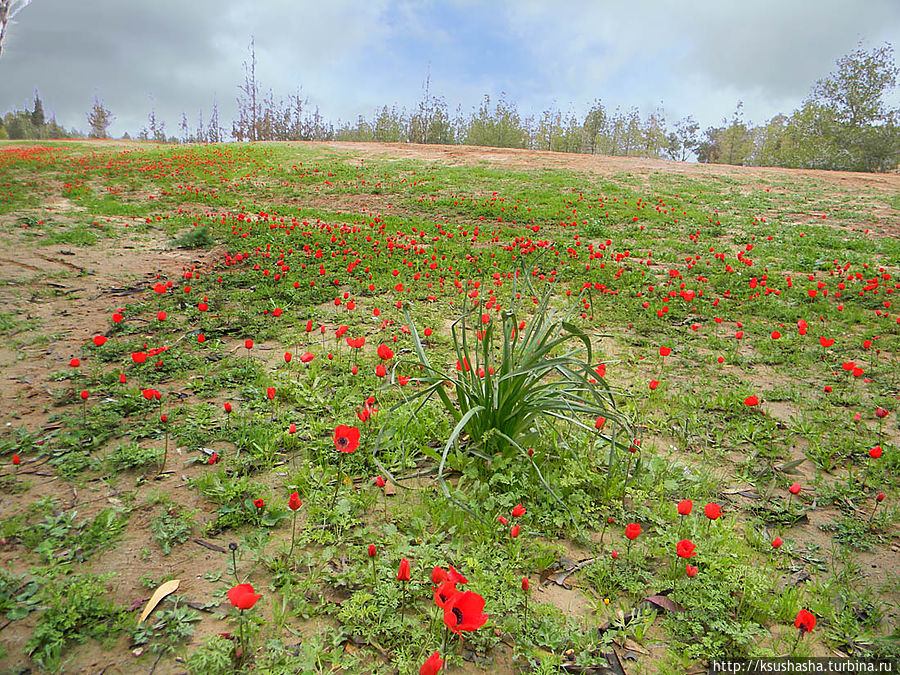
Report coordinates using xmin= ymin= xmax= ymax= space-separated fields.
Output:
xmin=374 ymin=284 xmax=632 ymax=515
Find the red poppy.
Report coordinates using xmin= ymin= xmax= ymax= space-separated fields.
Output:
xmin=375 ymin=364 xmax=386 ymax=377
xmin=431 ymin=566 xmax=448 ymax=586
xmin=157 ymin=311 xmax=167 ymax=321
xmin=253 ymin=498 xmax=264 ymax=509
xmin=284 ymin=352 xmax=292 ymax=363
xmin=288 ymin=423 xmax=297 ymax=435
xmin=118 ymin=373 xmax=127 ymax=384
xmin=112 ymin=312 xmax=123 ymax=323
xmin=676 ymin=539 xmax=697 ymax=558
xmin=875 ymin=407 xmax=889 ymax=419
xmin=69 ymin=358 xmax=81 ymax=368
xmin=420 ymin=651 xmax=443 ymax=675
xmin=595 ymin=416 xmax=606 ymax=430
xmin=227 ymin=583 xmax=261 ymax=610
xmin=511 ymin=503 xmax=526 ymax=517
xmin=397 ymin=558 xmax=411 ymax=582
xmin=93 ymin=335 xmax=107 ymax=347
xmin=497 ymin=515 xmax=508 ymax=525
xmin=375 ymin=476 xmax=386 ymax=488
xmin=677 ymin=499 xmax=693 ymax=516
xmin=659 ymin=346 xmax=671 ymax=357
xmin=12 ymin=454 xmax=21 ymax=466
xmin=772 ymin=537 xmax=783 ymax=549
xmin=876 ymin=493 xmax=885 ymax=502
xmin=300 ymin=352 xmax=314 ymax=363
xmin=625 ymin=523 xmax=641 ymax=540
xmin=289 ymin=491 xmax=302 ymax=511
xmin=208 ymin=451 xmax=219 ymax=465
xmin=649 ymin=379 xmax=659 ymax=390
xmin=433 ymin=580 xmax=460 ymax=609
xmin=744 ymin=395 xmax=759 ymax=406
xmin=224 ymin=402 xmax=232 ymax=413
xmin=443 ymin=590 xmax=488 ymax=634
xmin=510 ymin=524 xmax=520 ymax=538
xmin=377 ymin=344 xmax=394 ymax=360
xmin=789 ymin=482 xmax=801 ymax=495
xmin=368 ymin=544 xmax=376 ymax=558
xmin=704 ymin=503 xmax=722 ymax=520
xmin=685 ymin=564 xmax=698 ymax=578
xmin=423 ymin=327 xmax=433 ymax=337
xmin=521 ymin=576 xmax=530 ymax=591
xmin=819 ymin=337 xmax=834 ymax=348
xmin=333 ymin=425 xmax=360 ymax=453
xmin=446 ymin=565 xmax=468 ymax=585
xmin=795 ymin=609 xmax=816 ymax=633
xmin=266 ymin=387 xmax=275 ymax=400
xmin=80 ymin=390 xmax=89 ymax=400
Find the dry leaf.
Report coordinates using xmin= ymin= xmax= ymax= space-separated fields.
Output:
xmin=138 ymin=579 xmax=180 ymax=624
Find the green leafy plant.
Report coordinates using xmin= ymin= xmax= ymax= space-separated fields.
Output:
xmin=26 ymin=572 xmax=127 ymax=671
xmin=377 ymin=287 xmax=631 ymax=513
xmin=151 ymin=505 xmax=195 ymax=554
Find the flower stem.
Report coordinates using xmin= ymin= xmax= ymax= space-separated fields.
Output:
xmin=289 ymin=511 xmax=297 ymax=558
xmin=239 ymin=608 xmax=246 ymax=661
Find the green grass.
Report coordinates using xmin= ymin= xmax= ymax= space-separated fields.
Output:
xmin=0 ymin=140 xmax=897 ymax=674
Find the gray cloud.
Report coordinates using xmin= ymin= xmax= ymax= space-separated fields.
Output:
xmin=1 ymin=0 xmax=898 ymax=138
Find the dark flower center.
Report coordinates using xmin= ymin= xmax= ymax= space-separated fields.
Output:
xmin=337 ymin=437 xmax=348 ymax=448
xmin=451 ymin=607 xmax=464 ymax=624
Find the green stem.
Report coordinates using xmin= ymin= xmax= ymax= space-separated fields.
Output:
xmin=523 ymin=591 xmax=528 ymax=635
xmin=239 ymin=608 xmax=246 ymax=661
xmin=329 ymin=453 xmax=345 ymax=513
xmin=289 ymin=511 xmax=297 ymax=558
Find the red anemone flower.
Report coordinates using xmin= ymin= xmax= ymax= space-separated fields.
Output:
xmin=288 ymin=491 xmax=302 ymax=511
xmin=433 ymin=580 xmax=461 ymax=609
xmin=397 ymin=558 xmax=411 ymax=582
xmin=704 ymin=503 xmax=722 ymax=520
xmin=227 ymin=583 xmax=261 ymax=610
xmin=677 ymin=499 xmax=693 ymax=516
xmin=442 ymin=590 xmax=488 ymax=634
xmin=625 ymin=523 xmax=642 ymax=540
xmin=333 ymin=425 xmax=361 ymax=453
xmin=420 ymin=651 xmax=443 ymax=675
xmin=511 ymin=503 xmax=526 ymax=517
xmin=795 ymin=609 xmax=816 ymax=633
xmin=676 ymin=539 xmax=697 ymax=558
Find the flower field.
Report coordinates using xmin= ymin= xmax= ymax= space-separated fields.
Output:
xmin=0 ymin=140 xmax=897 ymax=673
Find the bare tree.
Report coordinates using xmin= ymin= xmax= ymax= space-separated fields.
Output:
xmin=233 ymin=37 xmax=261 ymax=141
xmin=0 ymin=0 xmax=31 ymax=59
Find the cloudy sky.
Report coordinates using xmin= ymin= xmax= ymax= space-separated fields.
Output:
xmin=1 ymin=0 xmax=899 ymax=139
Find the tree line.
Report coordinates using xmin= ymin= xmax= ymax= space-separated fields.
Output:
xmin=1 ymin=42 xmax=898 ymax=172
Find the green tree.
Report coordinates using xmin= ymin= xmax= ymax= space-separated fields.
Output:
xmin=799 ymin=42 xmax=900 ymax=171
xmin=582 ymin=100 xmax=607 ymax=154
xmin=31 ymin=89 xmax=44 ymax=127
xmin=87 ymin=96 xmax=113 ymax=139
xmin=465 ymin=94 xmax=528 ymax=149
